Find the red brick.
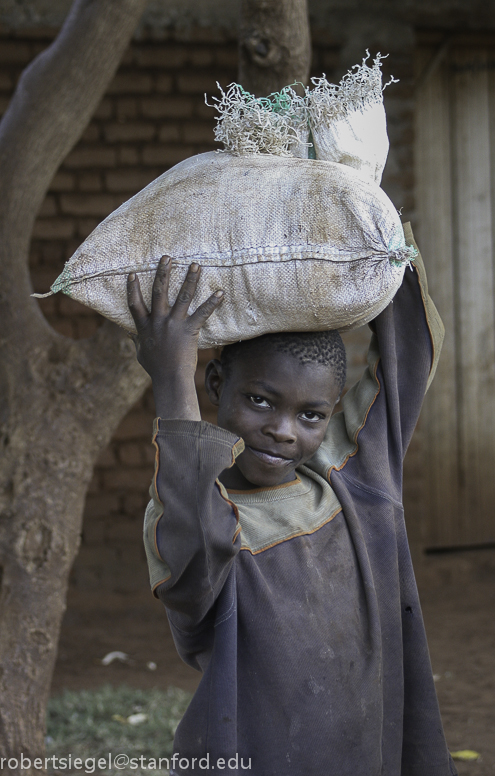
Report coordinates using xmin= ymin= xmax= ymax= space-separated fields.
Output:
xmin=60 ymin=194 xmax=116 ymax=217
xmin=66 ymin=238 xmax=82 ymax=257
xmin=141 ymin=96 xmax=193 ymax=119
xmin=143 ymin=445 xmax=157 ymax=465
xmin=34 ymin=295 xmax=57 ymax=317
xmin=76 ymin=546 xmax=118 ymax=568
xmin=0 ymin=72 xmax=12 ymax=90
xmin=30 ymin=267 xmax=59 ymax=293
xmin=77 ymin=217 xmax=100 ymax=238
xmin=190 ymin=49 xmax=214 ymax=67
xmin=64 ymin=147 xmax=117 ymax=168
xmin=114 ymin=411 xmax=154 ymax=440
xmin=118 ymin=146 xmax=141 ymax=166
xmin=75 ymin=316 xmax=102 ymax=339
xmin=105 ymin=169 xmax=157 ymax=193
xmin=84 ymin=493 xmax=121 ymax=518
xmin=109 ymin=546 xmax=144 ymax=571
xmin=183 ymin=121 xmax=215 ymax=143
xmin=177 ymin=73 xmax=220 ymax=94
xmin=103 ymin=467 xmax=153 ymax=491
xmin=93 ymin=446 xmax=118 ymax=469
xmin=9 ymin=26 xmax=55 ymax=40
xmin=196 ymin=99 xmax=217 ymax=120
xmin=198 ymin=347 xmax=219 ymax=365
xmin=196 ymin=143 xmax=219 ymax=155
xmin=39 ymin=241 xmax=66 ymax=263
xmin=113 ymin=194 xmax=130 ymax=209
xmin=0 ymin=41 xmax=31 ymax=64
xmin=93 ymin=97 xmax=114 ymax=120
xmin=82 ymin=520 xmax=106 ymax=546
xmin=120 ymin=46 xmax=134 ymax=67
xmin=78 ymin=172 xmax=102 ymax=192
xmin=116 ymin=97 xmax=138 ymax=121
xmin=105 ymin=122 xmax=156 ymax=142
xmin=59 ymin=294 xmax=96 ymax=317
xmin=200 ymin=406 xmax=218 ymax=425
xmin=80 ymin=123 xmax=100 ymax=143
xmin=123 ymin=492 xmax=148 ymax=516
xmin=32 ymin=218 xmax=75 ymax=240
xmin=50 ymin=318 xmax=77 ymax=339
xmin=142 ymin=145 xmax=194 ymax=166
xmin=215 ymin=49 xmax=238 ymax=69
xmin=107 ymin=72 xmax=153 ymax=94
xmin=119 ymin=442 xmax=144 ymax=467
xmin=158 ymin=123 xmax=180 ymax=143
xmin=321 ymin=50 xmax=339 ymax=71
xmin=49 ymin=171 xmax=75 ymax=192
xmin=135 ymin=46 xmax=187 ymax=68
xmin=29 ymin=244 xmax=42 ymax=264
xmin=105 ymin=519 xmax=142 ymax=543
xmin=141 ymin=387 xmax=156 ymax=414
xmin=37 ymin=195 xmax=58 ymax=217
xmin=180 ymin=28 xmax=230 ymax=45
xmin=155 ymin=74 xmax=173 ymax=93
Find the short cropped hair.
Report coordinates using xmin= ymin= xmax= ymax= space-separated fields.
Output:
xmin=220 ymin=330 xmax=347 ymax=394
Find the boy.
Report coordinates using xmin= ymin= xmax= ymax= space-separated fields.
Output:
xmin=127 ymin=223 xmax=456 ymax=776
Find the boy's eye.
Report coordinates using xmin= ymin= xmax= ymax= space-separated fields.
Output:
xmin=300 ymin=410 xmax=324 ymax=422
xmin=248 ymin=395 xmax=270 ymax=408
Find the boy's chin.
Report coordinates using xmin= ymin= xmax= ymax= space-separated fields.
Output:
xmin=236 ymin=460 xmax=298 ymax=489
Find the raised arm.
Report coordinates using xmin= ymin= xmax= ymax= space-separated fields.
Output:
xmin=309 ymin=223 xmax=444 ymax=493
xmin=128 ymin=259 xmax=242 ymax=641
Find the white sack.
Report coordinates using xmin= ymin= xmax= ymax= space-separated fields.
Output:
xmin=305 ymin=55 xmax=393 ymax=183
xmin=210 ymin=54 xmax=392 ymax=184
xmin=37 ymin=151 xmax=414 ymax=349
xmin=310 ymin=100 xmax=389 ymax=184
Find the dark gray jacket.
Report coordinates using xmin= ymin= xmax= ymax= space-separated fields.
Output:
xmin=144 ymin=224 xmax=456 ymax=776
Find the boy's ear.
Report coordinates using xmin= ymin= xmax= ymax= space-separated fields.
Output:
xmin=205 ymin=359 xmax=225 ymax=406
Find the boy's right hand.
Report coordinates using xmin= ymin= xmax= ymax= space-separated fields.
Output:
xmin=127 ymin=255 xmax=224 ymax=420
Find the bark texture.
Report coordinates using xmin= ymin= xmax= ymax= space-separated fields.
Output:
xmin=0 ymin=1 xmax=148 ymax=773
xmin=238 ymin=0 xmax=311 ymax=96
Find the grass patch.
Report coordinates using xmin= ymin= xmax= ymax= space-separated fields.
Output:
xmin=46 ymin=685 xmax=192 ymax=775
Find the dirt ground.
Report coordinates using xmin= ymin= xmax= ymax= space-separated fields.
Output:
xmin=52 ymin=553 xmax=495 ymax=775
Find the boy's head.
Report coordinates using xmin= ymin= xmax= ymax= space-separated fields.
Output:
xmin=205 ymin=330 xmax=346 ymax=490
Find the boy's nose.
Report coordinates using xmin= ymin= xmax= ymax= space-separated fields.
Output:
xmin=263 ymin=415 xmax=297 ymax=444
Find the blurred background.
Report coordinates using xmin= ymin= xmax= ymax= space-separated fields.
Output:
xmin=1 ymin=2 xmax=494 ymax=772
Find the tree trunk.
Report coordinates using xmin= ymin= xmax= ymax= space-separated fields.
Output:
xmin=0 ymin=2 xmax=148 ymax=773
xmin=238 ymin=0 xmax=311 ymax=96
xmin=0 ymin=1 xmax=312 ymax=771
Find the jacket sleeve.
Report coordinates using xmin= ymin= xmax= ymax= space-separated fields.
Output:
xmin=143 ymin=419 xmax=244 ymax=628
xmin=308 ymin=223 xmax=444 ymax=492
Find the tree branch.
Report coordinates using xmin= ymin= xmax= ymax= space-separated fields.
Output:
xmin=0 ymin=0 xmax=148 ymax=236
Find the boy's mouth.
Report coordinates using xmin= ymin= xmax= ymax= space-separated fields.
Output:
xmin=247 ymin=446 xmax=295 ymax=466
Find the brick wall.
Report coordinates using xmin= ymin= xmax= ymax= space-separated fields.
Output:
xmin=0 ymin=25 xmax=414 ymax=591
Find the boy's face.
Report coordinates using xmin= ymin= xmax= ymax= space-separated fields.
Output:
xmin=205 ymin=345 xmax=341 ymax=490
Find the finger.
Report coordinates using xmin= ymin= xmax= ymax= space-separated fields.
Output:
xmin=127 ymin=272 xmax=149 ymax=331
xmin=151 ymin=255 xmax=172 ymax=319
xmin=189 ymin=290 xmax=224 ymax=330
xmin=171 ymin=263 xmax=201 ymax=319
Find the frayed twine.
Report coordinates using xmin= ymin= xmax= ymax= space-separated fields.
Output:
xmin=206 ymin=82 xmax=308 ymax=157
xmin=307 ymin=51 xmax=397 ymax=127
xmin=206 ymin=52 xmax=397 ymax=157
xmin=389 ymin=244 xmax=418 ymax=268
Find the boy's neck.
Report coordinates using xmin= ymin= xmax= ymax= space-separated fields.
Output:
xmin=219 ymin=463 xmax=297 ymax=491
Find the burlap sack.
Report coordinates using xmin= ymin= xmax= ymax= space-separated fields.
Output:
xmin=35 ymin=151 xmax=414 ymax=349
